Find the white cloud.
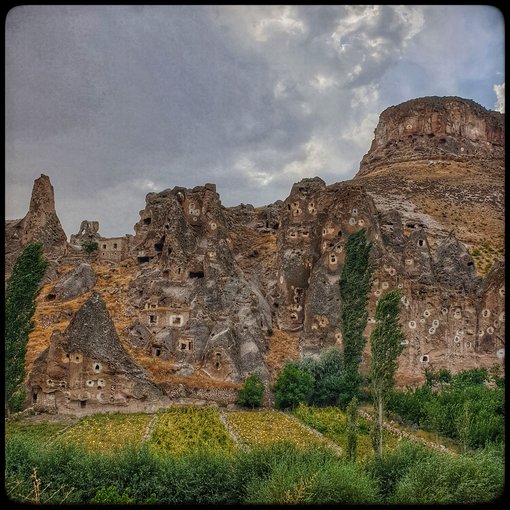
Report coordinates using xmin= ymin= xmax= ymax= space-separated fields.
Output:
xmin=253 ymin=6 xmax=307 ymax=42
xmin=134 ymin=179 xmax=159 ymax=191
xmin=234 ymin=156 xmax=273 ymax=187
xmin=281 ymin=138 xmax=328 ymax=179
xmin=351 ymin=84 xmax=380 ymax=108
xmin=310 ymin=74 xmax=337 ymax=92
xmin=494 ymin=83 xmax=505 ymax=113
xmin=340 ymin=113 xmax=379 ymax=149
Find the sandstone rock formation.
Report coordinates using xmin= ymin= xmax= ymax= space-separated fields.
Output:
xmin=128 ymin=183 xmax=270 ymax=385
xmin=8 ymin=96 xmax=504 ymax=413
xmin=5 ymin=174 xmax=67 ymax=275
xmin=47 ymin=263 xmax=97 ymax=302
xmin=28 ymin=293 xmax=165 ymax=414
xmin=358 ymin=96 xmax=504 ymax=176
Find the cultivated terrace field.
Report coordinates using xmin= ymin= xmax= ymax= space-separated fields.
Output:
xmin=148 ymin=407 xmax=236 ymax=456
xmin=5 ymin=405 xmax=504 ymax=504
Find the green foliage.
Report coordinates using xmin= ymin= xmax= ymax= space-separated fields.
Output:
xmin=369 ymin=290 xmax=405 ymax=400
xmin=296 ymin=346 xmax=346 ymax=406
xmin=369 ymin=290 xmax=405 ymax=455
xmin=424 ymin=367 xmax=452 ymax=388
xmin=339 ymin=228 xmax=373 ymax=404
xmin=392 ymin=446 xmax=504 ymax=503
xmin=366 ymin=441 xmax=433 ymax=501
xmin=346 ymin=397 xmax=358 ymax=461
xmin=5 ymin=242 xmax=48 ymax=412
xmin=452 ymin=368 xmax=488 ymax=387
xmin=90 ymin=486 xmax=135 ymax=504
xmin=387 ymin=368 xmax=505 ymax=450
xmin=243 ymin=443 xmax=378 ymax=504
xmin=81 ymin=240 xmax=98 ymax=253
xmin=6 ymin=426 xmax=503 ymax=504
xmin=387 ymin=385 xmax=433 ymax=425
xmin=274 ymin=362 xmax=315 ymax=410
xmin=237 ymin=373 xmax=265 ymax=409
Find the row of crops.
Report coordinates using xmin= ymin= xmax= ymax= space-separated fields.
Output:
xmin=6 ymin=406 xmax=404 ymax=458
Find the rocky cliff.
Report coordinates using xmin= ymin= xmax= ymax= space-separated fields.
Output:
xmin=358 ymin=96 xmax=504 ymax=176
xmin=5 ymin=174 xmax=67 ymax=275
xmin=7 ymin=96 xmax=504 ymax=413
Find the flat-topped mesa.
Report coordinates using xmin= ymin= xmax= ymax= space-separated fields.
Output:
xmin=357 ymin=96 xmax=504 ymax=177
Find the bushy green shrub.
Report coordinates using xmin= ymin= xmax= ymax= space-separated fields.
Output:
xmin=237 ymin=373 xmax=265 ymax=408
xmin=388 ymin=368 xmax=504 ymax=450
xmin=244 ymin=443 xmax=378 ymax=504
xmin=90 ymin=486 xmax=135 ymax=504
xmin=392 ymin=446 xmax=504 ymax=504
xmin=367 ymin=441 xmax=433 ymax=501
xmin=274 ymin=362 xmax=314 ymax=410
xmin=297 ymin=346 xmax=347 ymax=406
xmin=81 ymin=240 xmax=98 ymax=253
xmin=5 ymin=433 xmax=504 ymax=505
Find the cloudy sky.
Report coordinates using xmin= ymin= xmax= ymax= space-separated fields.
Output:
xmin=5 ymin=5 xmax=504 ymax=237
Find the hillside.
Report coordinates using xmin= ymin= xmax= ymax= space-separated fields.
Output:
xmin=5 ymin=96 xmax=504 ymax=414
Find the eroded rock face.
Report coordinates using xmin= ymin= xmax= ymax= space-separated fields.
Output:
xmin=28 ymin=293 xmax=165 ymax=413
xmin=128 ymin=184 xmax=270 ymax=384
xmin=12 ymin=96 xmax=505 ymax=410
xmin=5 ymin=174 xmax=67 ymax=275
xmin=69 ymin=220 xmax=100 ymax=246
xmin=358 ymin=96 xmax=504 ymax=176
xmin=48 ymin=263 xmax=97 ymax=301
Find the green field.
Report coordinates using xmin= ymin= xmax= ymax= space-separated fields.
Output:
xmin=224 ymin=409 xmax=330 ymax=449
xmin=5 ymin=407 xmax=503 ymax=504
xmin=148 ymin=407 xmax=236 ymax=456
xmin=291 ymin=404 xmax=399 ymax=460
xmin=55 ymin=413 xmax=153 ymax=451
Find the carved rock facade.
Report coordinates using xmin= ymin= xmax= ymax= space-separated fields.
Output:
xmin=6 ymin=96 xmax=504 ymax=412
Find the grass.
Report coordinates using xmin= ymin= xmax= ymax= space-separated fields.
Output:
xmin=5 ymin=422 xmax=66 ymax=442
xmin=225 ymin=410 xmax=328 ymax=449
xmin=291 ymin=405 xmax=399 ymax=461
xmin=56 ymin=412 xmax=152 ymax=452
xmin=148 ymin=407 xmax=237 ymax=456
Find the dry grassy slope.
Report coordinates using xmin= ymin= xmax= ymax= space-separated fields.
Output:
xmin=27 ymin=258 xmax=242 ymax=390
xmin=355 ymin=159 xmax=504 ymax=275
xmin=26 ymin=259 xmax=139 ymax=373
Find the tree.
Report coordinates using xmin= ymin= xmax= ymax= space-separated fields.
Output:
xmin=81 ymin=240 xmax=98 ymax=253
xmin=237 ymin=373 xmax=265 ymax=409
xmin=346 ymin=396 xmax=359 ymax=461
xmin=339 ymin=228 xmax=373 ymax=406
xmin=296 ymin=346 xmax=345 ymax=406
xmin=5 ymin=243 xmax=48 ymax=413
xmin=369 ymin=290 xmax=405 ymax=456
xmin=274 ymin=362 xmax=315 ymax=410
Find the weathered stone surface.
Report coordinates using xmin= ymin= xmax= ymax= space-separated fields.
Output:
xmin=5 ymin=174 xmax=67 ymax=275
xmin=28 ymin=293 xmax=165 ymax=413
xmin=128 ymin=184 xmax=270 ymax=385
xmin=11 ymin=96 xmax=505 ymax=413
xmin=48 ymin=263 xmax=97 ymax=301
xmin=69 ymin=220 xmax=100 ymax=246
xmin=358 ymin=96 xmax=504 ymax=177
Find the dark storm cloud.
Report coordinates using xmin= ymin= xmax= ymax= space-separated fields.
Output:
xmin=5 ymin=5 xmax=504 ymax=237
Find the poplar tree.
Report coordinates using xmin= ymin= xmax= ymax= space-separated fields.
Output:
xmin=339 ymin=228 xmax=372 ymax=406
xmin=369 ymin=290 xmax=405 ymax=456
